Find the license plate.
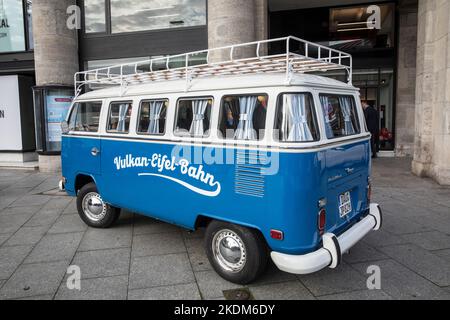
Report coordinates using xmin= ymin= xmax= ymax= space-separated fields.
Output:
xmin=339 ymin=191 xmax=352 ymax=218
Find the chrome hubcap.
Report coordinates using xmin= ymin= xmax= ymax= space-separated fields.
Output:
xmin=212 ymin=229 xmax=246 ymax=273
xmin=82 ymin=192 xmax=107 ymax=222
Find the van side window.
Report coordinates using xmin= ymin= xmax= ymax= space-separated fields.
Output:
xmin=137 ymin=99 xmax=168 ymax=135
xmin=174 ymin=98 xmax=213 ymax=137
xmin=107 ymin=102 xmax=133 ymax=133
xmin=218 ymin=95 xmax=267 ymax=140
xmin=319 ymin=95 xmax=360 ymax=139
xmin=68 ymin=101 xmax=102 ymax=132
xmin=275 ymin=93 xmax=319 ymax=142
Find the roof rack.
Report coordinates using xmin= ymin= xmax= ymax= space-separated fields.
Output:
xmin=74 ymin=36 xmax=352 ymax=98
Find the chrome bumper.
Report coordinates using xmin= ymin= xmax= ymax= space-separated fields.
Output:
xmin=271 ymin=203 xmax=382 ymax=275
xmin=58 ymin=178 xmax=66 ymax=192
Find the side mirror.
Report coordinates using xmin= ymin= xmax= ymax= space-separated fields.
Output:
xmin=61 ymin=121 xmax=69 ymax=134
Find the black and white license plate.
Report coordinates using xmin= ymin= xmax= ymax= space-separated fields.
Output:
xmin=339 ymin=191 xmax=352 ymax=218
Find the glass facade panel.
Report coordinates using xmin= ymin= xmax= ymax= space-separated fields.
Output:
xmin=110 ymin=0 xmax=206 ymax=33
xmin=0 ymin=0 xmax=26 ymax=53
xmin=84 ymin=0 xmax=106 ymax=33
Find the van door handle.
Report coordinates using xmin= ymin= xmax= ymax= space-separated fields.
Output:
xmin=345 ymin=167 xmax=354 ymax=174
xmin=335 ymin=147 xmax=345 ymax=151
xmin=91 ymin=147 xmax=100 ymax=156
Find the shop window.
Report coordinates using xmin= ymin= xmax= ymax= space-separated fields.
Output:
xmin=218 ymin=95 xmax=268 ymax=141
xmin=84 ymin=0 xmax=106 ymax=33
xmin=110 ymin=0 xmax=206 ymax=33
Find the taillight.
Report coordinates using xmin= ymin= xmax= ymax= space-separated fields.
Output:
xmin=318 ymin=208 xmax=326 ymax=236
xmin=270 ymin=229 xmax=284 ymax=241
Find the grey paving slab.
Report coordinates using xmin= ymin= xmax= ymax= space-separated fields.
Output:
xmin=0 ymin=260 xmax=68 ymax=300
xmin=409 ymin=214 xmax=450 ymax=235
xmin=128 ymin=283 xmax=201 ymax=300
xmin=47 ymin=215 xmax=87 ymax=234
xmin=185 ymin=236 xmax=212 ymax=272
xmin=24 ymin=232 xmax=84 ymax=264
xmin=401 ymin=231 xmax=450 ymax=251
xmin=343 ymin=241 xmax=389 ymax=264
xmin=3 ymin=226 xmax=49 ymax=247
xmin=78 ymin=225 xmax=132 ymax=252
xmin=24 ymin=208 xmax=61 ymax=227
xmin=55 ymin=275 xmax=128 ymax=300
xmin=251 ymin=262 xmax=297 ymax=286
xmin=133 ymin=217 xmax=183 ymax=235
xmin=195 ymin=270 xmax=243 ymax=299
xmin=129 ymin=253 xmax=195 ymax=290
xmin=434 ymin=249 xmax=450 ymax=262
xmin=362 ymin=229 xmax=409 ymax=248
xmin=0 ymin=234 xmax=11 ymax=247
xmin=382 ymin=215 xmax=433 ymax=235
xmin=0 ymin=280 xmax=5 ymax=289
xmin=9 ymin=194 xmax=51 ymax=208
xmin=15 ymin=294 xmax=54 ymax=300
xmin=132 ymin=232 xmax=187 ymax=257
xmin=318 ymin=289 xmax=392 ymax=300
xmin=62 ymin=198 xmax=77 ymax=215
xmin=250 ymin=280 xmax=315 ymax=300
xmin=351 ymin=259 xmax=450 ymax=300
xmin=71 ymin=248 xmax=130 ymax=279
xmin=0 ymin=245 xmax=33 ymax=280
xmin=40 ymin=196 xmax=72 ymax=211
xmin=0 ymin=214 xmax=31 ymax=235
xmin=298 ymin=262 xmax=367 ymax=297
xmin=379 ymin=244 xmax=450 ymax=287
xmin=0 ymin=205 xmax=42 ymax=217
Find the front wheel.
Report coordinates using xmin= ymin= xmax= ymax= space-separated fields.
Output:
xmin=76 ymin=182 xmax=120 ymax=228
xmin=205 ymin=220 xmax=269 ymax=284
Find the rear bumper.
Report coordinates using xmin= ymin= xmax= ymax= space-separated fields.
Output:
xmin=271 ymin=203 xmax=382 ymax=275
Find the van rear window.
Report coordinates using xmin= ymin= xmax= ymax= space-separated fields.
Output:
xmin=107 ymin=102 xmax=133 ymax=134
xmin=218 ymin=95 xmax=267 ymax=141
xmin=319 ymin=95 xmax=360 ymax=139
xmin=174 ymin=98 xmax=213 ymax=137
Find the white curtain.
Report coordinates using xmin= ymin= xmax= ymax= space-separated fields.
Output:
xmin=234 ymin=96 xmax=258 ymax=140
xmin=117 ymin=104 xmax=129 ymax=132
xmin=147 ymin=101 xmax=164 ymax=134
xmin=189 ymin=100 xmax=209 ymax=137
xmin=319 ymin=96 xmax=334 ymax=138
xmin=339 ymin=97 xmax=356 ymax=135
xmin=283 ymin=94 xmax=313 ymax=142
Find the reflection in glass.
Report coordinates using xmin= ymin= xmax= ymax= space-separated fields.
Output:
xmin=110 ymin=0 xmax=206 ymax=33
xmin=26 ymin=0 xmax=33 ymax=49
xmin=84 ymin=0 xmax=106 ymax=33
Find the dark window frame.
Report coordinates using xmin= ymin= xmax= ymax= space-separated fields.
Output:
xmin=136 ymin=98 xmax=169 ymax=136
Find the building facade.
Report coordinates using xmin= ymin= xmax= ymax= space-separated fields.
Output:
xmin=0 ymin=0 xmax=448 ymax=185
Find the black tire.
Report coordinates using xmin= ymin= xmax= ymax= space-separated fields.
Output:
xmin=205 ymin=220 xmax=269 ymax=284
xmin=76 ymin=182 xmax=120 ymax=228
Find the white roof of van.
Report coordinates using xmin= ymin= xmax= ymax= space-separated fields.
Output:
xmin=76 ymin=73 xmax=357 ymax=101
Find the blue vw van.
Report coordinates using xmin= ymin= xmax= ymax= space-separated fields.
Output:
xmin=60 ymin=37 xmax=382 ymax=284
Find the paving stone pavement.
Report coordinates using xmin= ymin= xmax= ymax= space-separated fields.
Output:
xmin=0 ymin=158 xmax=449 ymax=300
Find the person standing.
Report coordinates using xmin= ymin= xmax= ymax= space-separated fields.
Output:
xmin=362 ymin=100 xmax=379 ymax=158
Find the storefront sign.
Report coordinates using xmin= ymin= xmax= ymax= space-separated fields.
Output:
xmin=0 ymin=75 xmax=23 ymax=150
xmin=0 ymin=0 xmax=25 ymax=53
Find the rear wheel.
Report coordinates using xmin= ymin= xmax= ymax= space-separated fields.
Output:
xmin=205 ymin=220 xmax=268 ymax=284
xmin=76 ymin=182 xmax=120 ymax=228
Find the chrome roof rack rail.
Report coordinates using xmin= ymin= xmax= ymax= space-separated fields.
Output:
xmin=74 ymin=36 xmax=352 ymax=98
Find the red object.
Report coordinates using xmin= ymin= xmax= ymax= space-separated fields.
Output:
xmin=318 ymin=209 xmax=326 ymax=236
xmin=270 ymin=229 xmax=284 ymax=241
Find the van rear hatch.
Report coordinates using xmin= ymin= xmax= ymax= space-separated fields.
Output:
xmin=324 ymin=141 xmax=370 ymax=235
